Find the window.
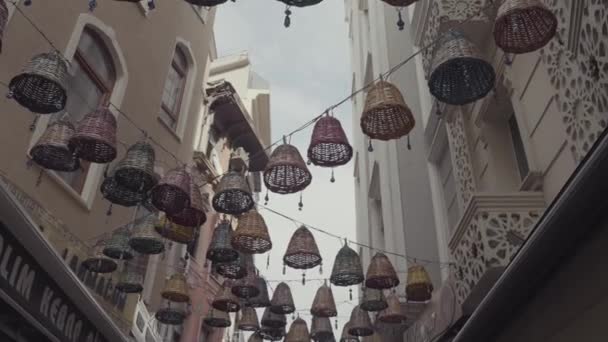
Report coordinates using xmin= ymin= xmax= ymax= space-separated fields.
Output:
xmin=160 ymin=47 xmax=188 ymax=130
xmin=508 ymin=114 xmax=530 ymax=181
xmin=438 ymin=141 xmax=460 ymax=235
xmin=57 ymin=27 xmax=116 ymax=193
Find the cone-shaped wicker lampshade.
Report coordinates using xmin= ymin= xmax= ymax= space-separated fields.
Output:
xmin=233 ymin=254 xmax=260 ymax=299
xmin=406 ymin=264 xmax=433 ymax=302
xmin=365 ymin=252 xmax=399 ymax=289
xmin=232 ymin=209 xmax=272 ymax=254
xmin=161 ymin=273 xmax=189 ymax=303
xmin=115 ymin=261 xmax=144 ymax=293
xmin=114 ymin=141 xmax=156 ymax=193
xmin=167 ymin=176 xmax=206 ymax=227
xmin=103 ymin=227 xmax=134 ymax=260
xmin=206 ymin=220 xmax=239 ymax=263
xmin=264 ymin=143 xmax=312 ymax=194
xmin=155 ymin=215 xmax=196 ymax=244
xmin=151 ymin=168 xmax=191 ymax=215
xmin=494 ymin=0 xmax=557 ymax=54
xmin=204 ymin=308 xmax=231 ymax=328
xmin=270 ymin=282 xmax=295 ymax=314
xmin=247 ymin=276 xmax=271 ymax=308
xmin=286 ymin=317 xmax=311 ymax=342
xmin=429 ymin=30 xmax=496 ymax=106
xmin=361 ymin=80 xmax=415 ymax=141
xmin=213 ymin=280 xmax=241 ymax=312
xmin=212 ymin=170 xmax=254 ymax=215
xmin=330 ymin=243 xmax=364 ymax=286
xmin=340 ymin=323 xmax=358 ymax=342
xmin=261 ymin=307 xmax=287 ymax=328
xmin=311 ymin=316 xmax=334 ymax=342
xmin=184 ymin=0 xmax=227 ymax=6
xmin=30 ymin=117 xmax=80 ymax=172
xmin=69 ymin=107 xmax=117 ymax=163
xmin=239 ymin=306 xmax=260 ymax=331
xmin=82 ymin=239 xmax=117 ymax=273
xmin=311 ymin=283 xmax=337 ymax=317
xmin=378 ymin=294 xmax=406 ymax=324
xmin=156 ymin=300 xmax=187 ymax=325
xmin=129 ymin=215 xmax=165 ymax=255
xmin=249 ymin=333 xmax=264 ymax=342
xmin=348 ymin=306 xmax=373 ymax=337
xmin=259 ymin=326 xmax=286 ymax=341
xmin=101 ymin=174 xmax=146 ymax=207
xmin=8 ymin=51 xmax=68 ymax=114
xmin=214 ymin=250 xmax=248 ymax=279
xmin=360 ymin=288 xmax=387 ymax=312
xmin=284 ymin=226 xmax=322 ymax=270
xmin=308 ymin=115 xmax=353 ymax=167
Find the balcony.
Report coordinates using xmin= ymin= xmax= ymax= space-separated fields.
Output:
xmin=448 ymin=192 xmax=545 ymax=313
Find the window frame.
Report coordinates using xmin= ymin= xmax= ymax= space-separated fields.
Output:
xmin=160 ymin=48 xmax=188 ymax=130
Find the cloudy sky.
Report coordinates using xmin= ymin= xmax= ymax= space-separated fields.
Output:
xmin=214 ymin=0 xmax=358 ymax=337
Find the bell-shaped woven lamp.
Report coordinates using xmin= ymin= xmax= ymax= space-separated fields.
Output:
xmin=69 ymin=107 xmax=117 ymax=163
xmin=232 ymin=209 xmax=272 ymax=254
xmin=365 ymin=252 xmax=399 ymax=289
xmin=340 ymin=322 xmax=358 ymax=342
xmin=259 ymin=326 xmax=286 ymax=341
xmin=214 ymin=250 xmax=248 ymax=279
xmin=348 ymin=306 xmax=373 ymax=337
xmin=154 ymin=214 xmax=197 ymax=244
xmin=103 ymin=227 xmax=134 ymax=260
xmin=330 ymin=243 xmax=364 ymax=287
xmin=129 ymin=215 xmax=165 ymax=255
xmin=308 ymin=115 xmax=353 ymax=167
xmin=284 ymin=226 xmax=322 ymax=270
xmin=101 ymin=174 xmax=146 ymax=207
xmin=82 ymin=239 xmax=118 ymax=273
xmin=361 ymin=80 xmax=415 ymax=141
xmin=206 ymin=220 xmax=239 ymax=263
xmin=156 ymin=300 xmax=187 ymax=325
xmin=232 ymin=254 xmax=260 ymax=299
xmin=183 ymin=0 xmax=227 ymax=6
xmin=212 ymin=280 xmax=241 ymax=312
xmin=8 ymin=51 xmax=68 ymax=114
xmin=247 ymin=276 xmax=272 ymax=308
xmin=311 ymin=282 xmax=337 ymax=317
xmin=0 ymin=0 xmax=7 ymax=52
xmin=263 ymin=143 xmax=312 ymax=194
xmin=204 ymin=308 xmax=232 ymax=328
xmin=428 ymin=30 xmax=496 ymax=106
xmin=151 ymin=168 xmax=191 ymax=215
xmin=406 ymin=264 xmax=434 ymax=302
xmin=261 ymin=307 xmax=287 ymax=328
xmin=167 ymin=176 xmax=206 ymax=227
xmin=270 ymin=282 xmax=295 ymax=314
xmin=115 ymin=261 xmax=144 ymax=293
xmin=286 ymin=317 xmax=311 ymax=342
xmin=311 ymin=316 xmax=334 ymax=342
xmin=378 ymin=294 xmax=406 ymax=324
xmin=212 ymin=170 xmax=254 ymax=215
xmin=30 ymin=117 xmax=80 ymax=172
xmin=239 ymin=306 xmax=260 ymax=331
xmin=114 ymin=141 xmax=157 ymax=193
xmin=360 ymin=288 xmax=387 ymax=312
xmin=493 ymin=0 xmax=557 ymax=54
xmin=161 ymin=273 xmax=190 ymax=303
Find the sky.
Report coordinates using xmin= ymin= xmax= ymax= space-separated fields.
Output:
xmin=214 ymin=0 xmax=358 ymax=338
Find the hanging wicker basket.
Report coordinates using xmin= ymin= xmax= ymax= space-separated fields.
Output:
xmin=156 ymin=300 xmax=187 ymax=325
xmin=206 ymin=220 xmax=239 ymax=263
xmin=232 ymin=254 xmax=260 ymax=299
xmin=310 ymin=283 xmax=337 ymax=317
xmin=204 ymin=308 xmax=232 ymax=328
xmin=115 ymin=262 xmax=144 ymax=293
xmin=232 ymin=209 xmax=272 ymax=254
xmin=82 ymin=239 xmax=118 ymax=273
xmin=378 ymin=294 xmax=406 ymax=324
xmin=212 ymin=280 xmax=241 ymax=312
xmin=311 ymin=316 xmax=334 ymax=342
xmin=259 ymin=326 xmax=286 ymax=341
xmin=340 ymin=323 xmax=358 ymax=342
xmin=114 ymin=141 xmax=157 ymax=193
xmin=70 ymin=107 xmax=117 ymax=163
xmin=429 ymin=30 xmax=496 ymax=106
xmin=212 ymin=170 xmax=254 ymax=215
xmin=183 ymin=0 xmax=227 ymax=6
xmin=308 ymin=115 xmax=353 ymax=167
xmin=406 ymin=264 xmax=433 ymax=302
xmin=494 ymin=0 xmax=557 ymax=54
xmin=214 ymin=251 xmax=248 ymax=279
xmin=101 ymin=174 xmax=147 ymax=207
xmin=167 ymin=176 xmax=206 ymax=227
xmin=247 ymin=276 xmax=272 ymax=308
xmin=330 ymin=243 xmax=364 ymax=286
xmin=365 ymin=252 xmax=400 ymax=289
xmin=103 ymin=227 xmax=135 ymax=260
xmin=129 ymin=214 xmax=165 ymax=255
xmin=261 ymin=307 xmax=287 ymax=328
xmin=348 ymin=306 xmax=373 ymax=337
xmin=154 ymin=214 xmax=197 ymax=244
xmin=30 ymin=117 xmax=80 ymax=172
xmin=284 ymin=226 xmax=322 ymax=270
xmin=360 ymin=287 xmax=388 ymax=312
xmin=8 ymin=51 xmax=68 ymax=114
xmin=239 ymin=306 xmax=260 ymax=331
xmin=264 ymin=143 xmax=312 ymax=194
xmin=151 ymin=168 xmax=191 ymax=215
xmin=161 ymin=273 xmax=190 ymax=303
xmin=361 ymin=80 xmax=415 ymax=141
xmin=270 ymin=282 xmax=295 ymax=314
xmin=286 ymin=317 xmax=310 ymax=342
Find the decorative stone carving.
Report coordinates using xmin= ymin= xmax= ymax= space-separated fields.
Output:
xmin=446 ymin=110 xmax=476 ymax=209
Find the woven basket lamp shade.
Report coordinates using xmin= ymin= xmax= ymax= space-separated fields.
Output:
xmin=212 ymin=171 xmax=254 ymax=215
xmin=264 ymin=143 xmax=312 ymax=194
xmin=360 ymin=288 xmax=387 ymax=312
xmin=406 ymin=264 xmax=434 ymax=302
xmin=259 ymin=326 xmax=286 ymax=341
xmin=286 ymin=317 xmax=311 ymax=342
xmin=378 ymin=294 xmax=406 ymax=324
xmin=347 ymin=306 xmax=373 ymax=337
xmin=69 ymin=107 xmax=117 ymax=164
xmin=206 ymin=220 xmax=239 ymax=263
xmin=155 ymin=215 xmax=197 ymax=244
xmin=311 ymin=316 xmax=334 ymax=342
xmin=151 ymin=168 xmax=191 ymax=215
xmin=161 ymin=273 xmax=190 ymax=303
xmin=115 ymin=262 xmax=144 ymax=294
xmin=204 ymin=308 xmax=232 ymax=328
xmin=103 ymin=227 xmax=135 ymax=260
xmin=101 ymin=175 xmax=146 ymax=207
xmin=429 ymin=30 xmax=496 ymax=106
xmin=494 ymin=0 xmax=557 ymax=54
xmin=361 ymin=80 xmax=415 ymax=141
xmin=167 ymin=177 xmax=206 ymax=227
xmin=232 ymin=209 xmax=272 ymax=254
xmin=340 ymin=323 xmax=358 ymax=342
xmin=232 ymin=254 xmax=260 ymax=299
xmin=82 ymin=240 xmax=118 ymax=273
xmin=270 ymin=282 xmax=295 ymax=314
xmin=129 ymin=215 xmax=165 ymax=255
xmin=261 ymin=307 xmax=287 ymax=328
xmin=114 ymin=141 xmax=157 ymax=193
xmin=247 ymin=276 xmax=272 ymax=308
xmin=8 ymin=51 xmax=68 ymax=114
xmin=365 ymin=252 xmax=400 ymax=289
xmin=30 ymin=118 xmax=80 ymax=172
xmin=330 ymin=243 xmax=364 ymax=287
xmin=183 ymin=0 xmax=227 ymax=6
xmin=156 ymin=300 xmax=187 ymax=325
xmin=212 ymin=280 xmax=241 ymax=312
xmin=239 ymin=306 xmax=260 ymax=331
xmin=284 ymin=226 xmax=322 ymax=270
xmin=311 ymin=283 xmax=337 ymax=317
xmin=214 ymin=250 xmax=248 ymax=279
xmin=308 ymin=116 xmax=353 ymax=167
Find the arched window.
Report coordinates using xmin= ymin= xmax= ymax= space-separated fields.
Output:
xmin=159 ymin=47 xmax=189 ymax=130
xmin=58 ymin=27 xmax=116 ymax=192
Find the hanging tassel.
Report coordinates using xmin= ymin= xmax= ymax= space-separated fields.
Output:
xmin=283 ymin=263 xmax=286 ymax=275
xmin=88 ymin=0 xmax=97 ymax=11
xmin=302 ymin=272 xmax=306 ymax=285
xmin=298 ymin=193 xmax=303 ymax=211
xmin=307 ymin=159 xmax=312 ymax=166
xmin=264 ymin=189 xmax=269 ymax=205
xmin=397 ymin=10 xmax=405 ymax=31
xmin=284 ymin=8 xmax=292 ymax=28
xmin=407 ymin=135 xmax=412 ymax=150
xmin=368 ymin=140 xmax=374 ymax=152
xmin=335 ymin=319 xmax=338 ymax=330
xmin=330 ymin=169 xmax=335 ymax=183
xmin=106 ymin=203 xmax=113 ymax=216
xmin=29 ymin=114 xmax=40 ymax=131
xmin=147 ymin=0 xmax=155 ymax=10
xmin=266 ymin=254 xmax=270 ymax=270
xmin=319 ymin=262 xmax=322 ymax=275
xmin=349 ymin=288 xmax=353 ymax=300
xmin=504 ymin=53 xmax=513 ymax=66
xmin=292 ymin=313 xmax=296 ymax=321
xmin=35 ymin=169 xmax=43 ymax=187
